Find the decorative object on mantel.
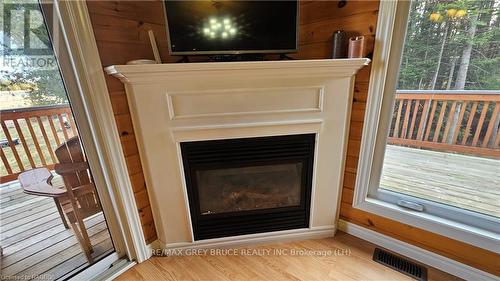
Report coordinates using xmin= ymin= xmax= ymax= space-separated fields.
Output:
xmin=348 ymin=36 xmax=365 ymax=58
xmin=125 ymin=30 xmax=162 ymax=65
xmin=332 ymin=30 xmax=347 ymax=59
xmin=148 ymin=30 xmax=162 ymax=64
xmin=126 ymin=59 xmax=157 ymax=65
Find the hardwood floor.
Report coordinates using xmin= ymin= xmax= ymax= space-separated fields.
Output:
xmin=117 ymin=232 xmax=461 ymax=281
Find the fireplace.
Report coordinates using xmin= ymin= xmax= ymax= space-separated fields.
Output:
xmin=181 ymin=134 xmax=315 ymax=240
xmin=107 ymin=58 xmax=369 ymax=247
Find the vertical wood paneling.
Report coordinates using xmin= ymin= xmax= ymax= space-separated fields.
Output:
xmin=86 ymin=0 xmax=162 ymax=243
xmin=86 ymin=2 xmax=499 ymax=273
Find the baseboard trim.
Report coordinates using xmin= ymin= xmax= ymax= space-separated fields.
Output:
xmin=145 ymin=240 xmax=162 ymax=259
xmin=155 ymin=226 xmax=335 ymax=251
xmin=339 ymin=219 xmax=498 ymax=281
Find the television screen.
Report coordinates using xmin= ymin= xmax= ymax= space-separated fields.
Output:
xmin=164 ymin=0 xmax=298 ymax=55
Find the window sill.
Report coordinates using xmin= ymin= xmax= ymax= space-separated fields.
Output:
xmin=352 ymin=197 xmax=500 ymax=253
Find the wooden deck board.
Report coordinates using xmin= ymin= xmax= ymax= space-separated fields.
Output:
xmin=0 ymin=202 xmax=57 ymax=227
xmin=381 ymin=145 xmax=500 ymax=217
xmin=2 ymin=216 xmax=106 ymax=268
xmin=0 ymin=180 xmax=114 ymax=280
xmin=43 ymin=238 xmax=114 ymax=280
xmin=0 ymin=197 xmax=52 ymax=218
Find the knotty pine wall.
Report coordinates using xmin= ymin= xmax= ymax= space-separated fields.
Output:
xmin=86 ymin=1 xmax=499 ymax=274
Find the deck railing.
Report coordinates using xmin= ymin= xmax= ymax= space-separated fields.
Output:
xmin=0 ymin=104 xmax=78 ymax=182
xmin=388 ymin=90 xmax=500 ymax=158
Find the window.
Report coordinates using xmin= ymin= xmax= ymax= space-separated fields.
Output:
xmin=354 ymin=0 xmax=499 ymax=251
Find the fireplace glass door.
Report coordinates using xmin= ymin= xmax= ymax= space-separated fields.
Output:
xmin=197 ymin=163 xmax=303 ymax=215
xmin=181 ymin=134 xmax=315 ymax=240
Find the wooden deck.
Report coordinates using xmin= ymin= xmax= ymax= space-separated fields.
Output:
xmin=0 ymin=177 xmax=114 ymax=280
xmin=381 ymin=145 xmax=500 ymax=217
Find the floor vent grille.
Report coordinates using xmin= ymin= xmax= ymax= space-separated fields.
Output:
xmin=372 ymin=248 xmax=427 ymax=281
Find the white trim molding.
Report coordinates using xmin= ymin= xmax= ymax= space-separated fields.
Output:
xmin=352 ymin=0 xmax=403 ymax=207
xmin=105 ymin=58 xmax=370 ymax=83
xmin=339 ymin=220 xmax=499 ymax=281
xmin=352 ymin=0 xmax=500 ymax=253
xmin=53 ymin=0 xmax=150 ymax=262
xmin=157 ymin=226 xmax=335 ymax=251
xmin=145 ymin=240 xmax=162 ymax=260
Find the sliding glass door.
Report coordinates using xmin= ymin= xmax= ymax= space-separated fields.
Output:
xmin=374 ymin=0 xmax=499 ymax=231
xmin=1 ymin=1 xmax=121 ymax=279
xmin=355 ymin=0 xmax=499 ymax=251
xmin=376 ymin=0 xmax=499 ymax=220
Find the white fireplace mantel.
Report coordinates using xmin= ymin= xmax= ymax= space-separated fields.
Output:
xmin=105 ymin=58 xmax=370 ymax=249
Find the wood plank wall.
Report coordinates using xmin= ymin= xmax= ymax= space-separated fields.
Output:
xmin=86 ymin=0 xmax=499 ymax=275
xmin=86 ymin=0 xmax=167 ymax=243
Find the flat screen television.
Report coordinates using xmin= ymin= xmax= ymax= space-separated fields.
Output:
xmin=164 ymin=1 xmax=298 ymax=55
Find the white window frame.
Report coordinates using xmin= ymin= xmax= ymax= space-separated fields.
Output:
xmin=353 ymin=0 xmax=500 ymax=253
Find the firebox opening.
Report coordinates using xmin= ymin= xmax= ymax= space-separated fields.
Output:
xmin=181 ymin=134 xmax=315 ymax=240
xmin=197 ymin=163 xmax=303 ymax=215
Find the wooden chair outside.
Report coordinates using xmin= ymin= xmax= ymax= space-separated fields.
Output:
xmin=18 ymin=168 xmax=70 ymax=229
xmin=18 ymin=136 xmax=102 ymax=263
xmin=53 ymin=136 xmax=102 ymax=263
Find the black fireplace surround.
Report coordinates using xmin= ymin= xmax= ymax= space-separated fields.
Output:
xmin=181 ymin=134 xmax=315 ymax=240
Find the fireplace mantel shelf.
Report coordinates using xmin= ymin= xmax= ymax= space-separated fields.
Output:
xmin=105 ymin=58 xmax=370 ymax=83
xmin=106 ymin=58 xmax=370 ymax=248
